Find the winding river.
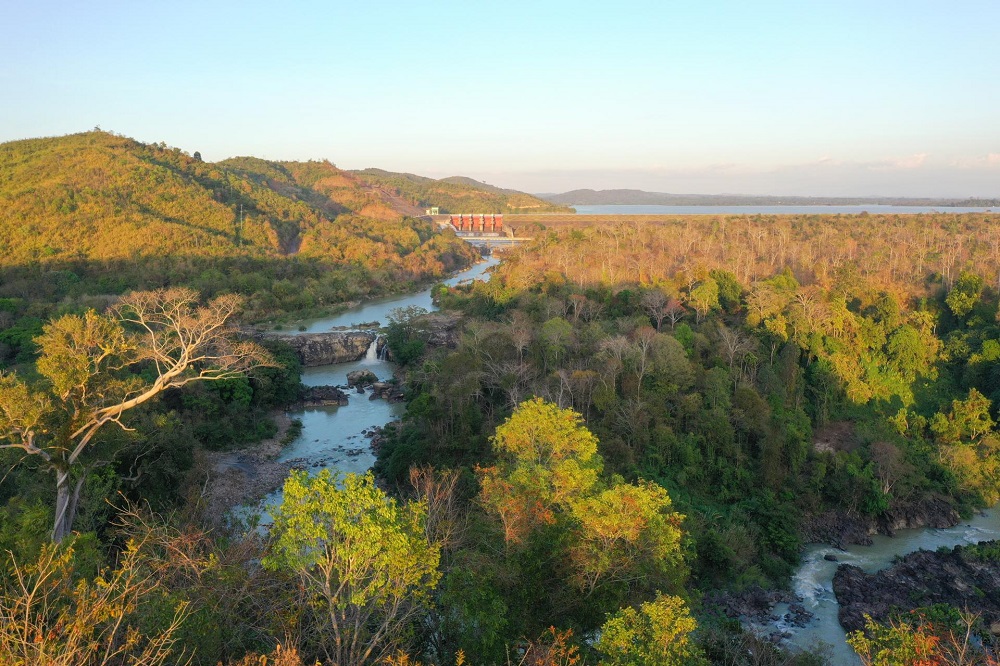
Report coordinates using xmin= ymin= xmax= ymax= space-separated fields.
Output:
xmin=255 ymin=252 xmax=999 ymax=663
xmin=253 ymin=256 xmax=498 ymax=508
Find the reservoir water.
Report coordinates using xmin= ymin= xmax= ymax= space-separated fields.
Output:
xmin=571 ymin=204 xmax=997 ymax=215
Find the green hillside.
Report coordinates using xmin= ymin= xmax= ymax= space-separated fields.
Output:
xmin=0 ymin=131 xmax=470 ymax=262
xmin=353 ymin=168 xmax=572 ymax=214
xmin=0 ymin=131 xmax=481 ymax=349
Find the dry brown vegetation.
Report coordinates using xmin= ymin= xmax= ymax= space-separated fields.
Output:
xmin=501 ymin=212 xmax=1000 ymax=296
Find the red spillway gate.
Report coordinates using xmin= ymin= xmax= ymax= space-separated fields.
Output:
xmin=448 ymin=214 xmax=503 ymax=233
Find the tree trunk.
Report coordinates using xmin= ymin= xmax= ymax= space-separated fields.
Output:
xmin=52 ymin=471 xmax=72 ymax=542
xmin=51 ymin=470 xmax=85 ymax=542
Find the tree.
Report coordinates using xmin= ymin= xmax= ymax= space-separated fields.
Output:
xmin=868 ymin=441 xmax=912 ymax=497
xmin=641 ymin=288 xmax=669 ymax=332
xmin=847 ymin=611 xmax=998 ymax=666
xmin=931 ymin=388 xmax=996 ymax=444
xmin=686 ymin=278 xmax=719 ymax=323
xmin=479 ymin=399 xmax=687 ymax=599
xmin=0 ymin=288 xmax=273 ymax=542
xmin=662 ymin=298 xmax=687 ymax=330
xmin=594 ymin=593 xmax=707 ymax=666
xmin=478 ymin=398 xmax=601 ymax=544
xmin=0 ymin=535 xmax=189 ymax=666
xmin=264 ymin=470 xmax=441 ymax=666
xmin=567 ymin=482 xmax=684 ymax=595
xmin=945 ymin=271 xmax=985 ymax=320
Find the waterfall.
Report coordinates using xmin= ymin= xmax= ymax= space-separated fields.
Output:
xmin=376 ymin=334 xmax=389 ymax=360
xmin=364 ymin=336 xmax=379 ymax=361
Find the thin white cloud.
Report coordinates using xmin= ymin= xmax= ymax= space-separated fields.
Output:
xmin=951 ymin=153 xmax=1000 ymax=169
xmin=884 ymin=153 xmax=928 ymax=170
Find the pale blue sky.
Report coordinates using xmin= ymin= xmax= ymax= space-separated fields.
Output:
xmin=3 ymin=1 xmax=999 ymax=196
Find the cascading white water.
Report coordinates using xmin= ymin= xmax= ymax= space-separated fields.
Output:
xmin=376 ymin=334 xmax=389 ymax=360
xmin=364 ymin=336 xmax=379 ymax=361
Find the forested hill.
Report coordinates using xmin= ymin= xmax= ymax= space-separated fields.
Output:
xmin=0 ymin=131 xmax=482 ymax=330
xmin=0 ymin=131 xmax=495 ymax=263
xmin=353 ymin=168 xmax=572 ymax=214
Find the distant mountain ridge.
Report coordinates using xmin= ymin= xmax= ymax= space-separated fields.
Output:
xmin=354 ymin=169 xmax=571 ymax=214
xmin=541 ymin=188 xmax=1000 ymax=207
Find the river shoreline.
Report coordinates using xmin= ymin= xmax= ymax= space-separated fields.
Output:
xmin=801 ymin=496 xmax=965 ymax=549
xmin=199 ymin=256 xmax=499 ymax=523
xmin=774 ymin=505 xmax=1000 ymax=663
xmin=834 ymin=540 xmax=1000 ymax=636
xmin=197 ymin=410 xmax=296 ymax=524
xmin=252 ymin=252 xmax=488 ymax=331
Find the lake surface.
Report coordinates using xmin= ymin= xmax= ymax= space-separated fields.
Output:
xmin=572 ymin=204 xmax=996 ymax=215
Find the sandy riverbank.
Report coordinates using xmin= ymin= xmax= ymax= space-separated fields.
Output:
xmin=195 ymin=411 xmax=296 ymax=525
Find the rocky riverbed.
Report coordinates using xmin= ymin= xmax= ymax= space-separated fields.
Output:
xmin=802 ymin=496 xmax=962 ymax=549
xmin=705 ymin=587 xmax=815 ymax=644
xmin=198 ymin=411 xmax=296 ymax=525
xmin=257 ymin=330 xmax=377 ymax=366
xmin=834 ymin=540 xmax=1000 ymax=635
xmin=197 ymin=409 xmax=394 ymax=522
xmin=302 ymin=384 xmax=350 ymax=406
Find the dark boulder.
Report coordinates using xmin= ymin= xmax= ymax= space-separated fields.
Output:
xmin=302 ymin=385 xmax=349 ymax=406
xmin=834 ymin=541 xmax=1000 ymax=635
xmin=347 ymin=369 xmax=379 ymax=388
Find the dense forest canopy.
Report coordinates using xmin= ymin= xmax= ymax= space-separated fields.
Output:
xmin=368 ymin=210 xmax=1000 ymax=662
xmin=3 ymin=130 xmax=1000 ymax=664
xmin=0 ymin=131 xmax=486 ymax=358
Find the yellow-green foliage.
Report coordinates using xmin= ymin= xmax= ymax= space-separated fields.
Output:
xmin=354 ymin=169 xmax=572 ymax=214
xmin=595 ymin=593 xmax=707 ymax=666
xmin=479 ymin=398 xmax=686 ymax=596
xmin=0 ymin=539 xmax=189 ymax=666
xmin=264 ymin=470 xmax=441 ymax=666
xmin=0 ymin=131 xmax=484 ymax=325
xmin=0 ymin=131 xmax=485 ymax=267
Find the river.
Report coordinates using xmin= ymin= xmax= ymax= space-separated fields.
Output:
xmin=767 ymin=508 xmax=1000 ymax=663
xmin=251 ymin=256 xmax=499 ymax=512
xmin=252 ymin=251 xmax=998 ymax=663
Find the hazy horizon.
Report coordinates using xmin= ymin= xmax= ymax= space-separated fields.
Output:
xmin=4 ymin=1 xmax=998 ymax=198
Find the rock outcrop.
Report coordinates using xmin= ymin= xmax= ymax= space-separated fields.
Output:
xmin=705 ymin=586 xmax=802 ymax=622
xmin=802 ymin=497 xmax=962 ymax=548
xmin=876 ymin=497 xmax=961 ymax=535
xmin=369 ymin=381 xmax=405 ymax=402
xmin=260 ymin=331 xmax=376 ymax=366
xmin=347 ymin=369 xmax=379 ymax=388
xmin=833 ymin=540 xmax=1000 ymax=634
xmin=302 ymin=385 xmax=350 ymax=406
xmin=420 ymin=311 xmax=463 ymax=349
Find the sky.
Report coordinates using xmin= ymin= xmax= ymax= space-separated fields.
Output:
xmin=3 ymin=0 xmax=999 ymax=197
